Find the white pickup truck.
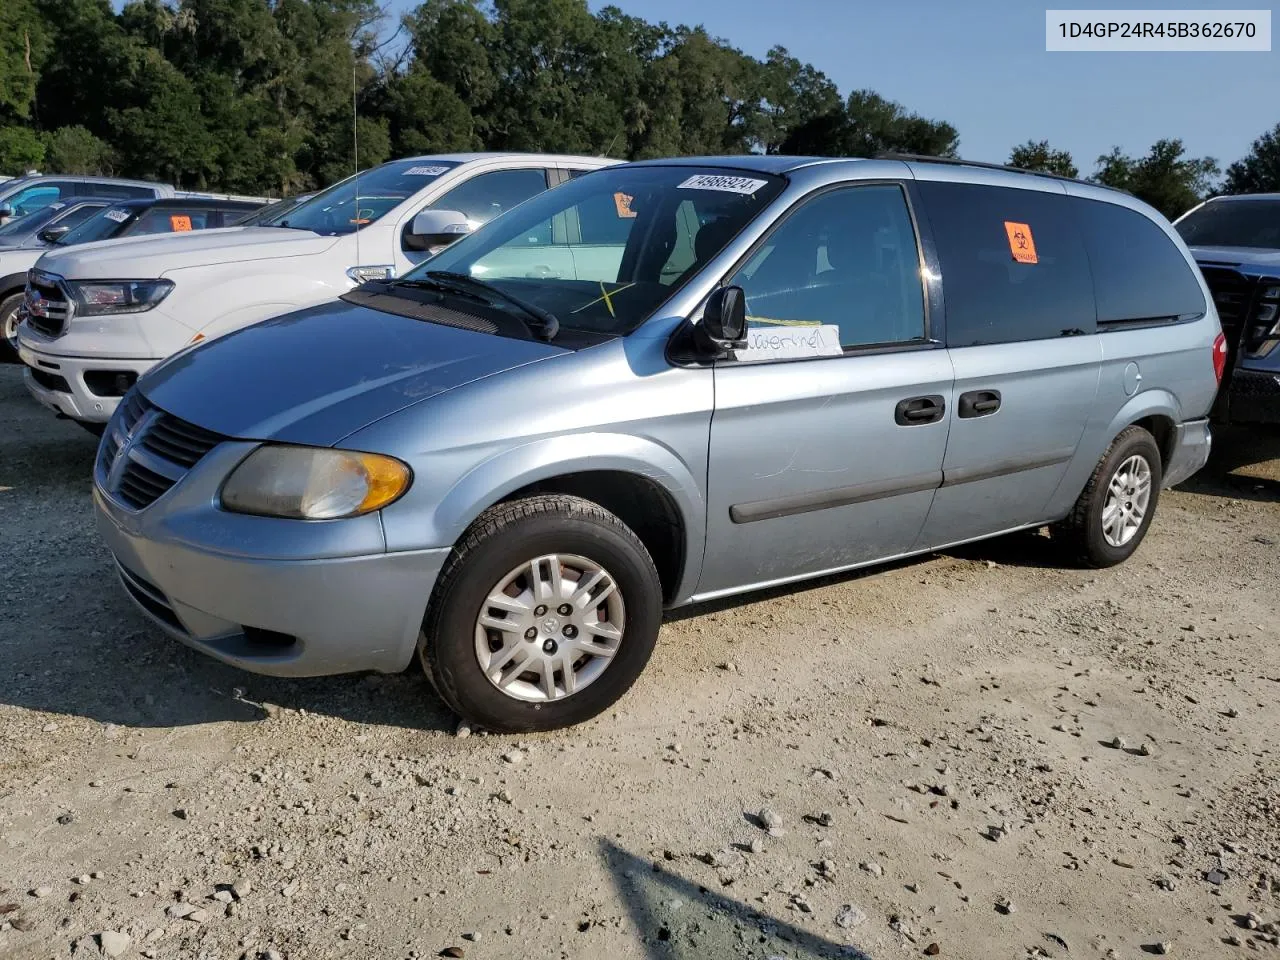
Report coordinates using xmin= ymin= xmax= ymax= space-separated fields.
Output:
xmin=17 ymin=152 xmax=614 ymax=427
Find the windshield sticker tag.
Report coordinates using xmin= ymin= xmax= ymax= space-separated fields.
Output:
xmin=104 ymin=209 xmax=130 ymax=223
xmin=404 ymin=165 xmax=450 ymax=176
xmin=734 ymin=323 xmax=844 ymax=362
xmin=613 ymin=192 xmax=637 ymax=218
xmin=678 ymin=174 xmax=768 ymax=195
xmin=170 ymin=215 xmax=193 ymax=232
xmin=50 ymin=202 xmax=65 ymax=210
xmin=1003 ymin=221 xmax=1038 ymax=263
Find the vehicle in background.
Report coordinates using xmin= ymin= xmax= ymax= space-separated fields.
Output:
xmin=232 ymin=193 xmax=314 ymax=226
xmin=90 ymin=155 xmax=1221 ymax=732
xmin=16 ymin=153 xmax=615 ymax=425
xmin=2 ymin=196 xmax=265 ymax=361
xmin=0 ymin=174 xmax=270 ymax=227
xmin=0 ymin=175 xmax=173 ymax=226
xmin=1175 ymin=194 xmax=1280 ymax=427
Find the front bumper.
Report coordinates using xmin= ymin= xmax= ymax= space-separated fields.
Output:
xmin=1163 ymin=417 xmax=1212 ymax=488
xmin=18 ymin=341 xmax=155 ymax=423
xmin=94 ymin=485 xmax=450 ymax=677
xmin=1226 ymin=367 xmax=1280 ymax=426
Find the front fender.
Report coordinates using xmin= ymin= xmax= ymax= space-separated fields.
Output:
xmin=424 ymin=433 xmax=707 ymax=603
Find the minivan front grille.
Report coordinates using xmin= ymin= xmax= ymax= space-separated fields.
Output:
xmin=96 ymin=391 xmax=226 ymax=511
xmin=24 ymin=270 xmax=72 ymax=338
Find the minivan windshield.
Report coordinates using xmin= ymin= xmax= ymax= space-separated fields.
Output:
xmin=268 ymin=159 xmax=460 ymax=236
xmin=1175 ymin=198 xmax=1280 ymax=249
xmin=399 ymin=165 xmax=786 ymax=335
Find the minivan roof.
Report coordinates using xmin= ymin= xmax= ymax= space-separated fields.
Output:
xmin=622 ymin=153 xmax=1126 ymax=193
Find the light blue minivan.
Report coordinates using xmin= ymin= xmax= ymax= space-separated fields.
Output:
xmin=92 ymin=155 xmax=1223 ymax=731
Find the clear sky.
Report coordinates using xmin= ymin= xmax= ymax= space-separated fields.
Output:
xmin=383 ymin=0 xmax=1278 ymax=174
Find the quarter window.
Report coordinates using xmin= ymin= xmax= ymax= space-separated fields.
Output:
xmin=919 ymin=181 xmax=1095 ymax=346
xmin=728 ymin=184 xmax=927 ymax=354
xmin=1073 ymin=197 xmax=1206 ymax=324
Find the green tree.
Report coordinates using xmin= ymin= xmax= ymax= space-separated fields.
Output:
xmin=43 ymin=125 xmax=114 ymax=174
xmin=1223 ymin=123 xmax=1280 ymax=194
xmin=0 ymin=126 xmax=45 ymax=174
xmin=751 ymin=46 xmax=841 ymax=155
xmin=0 ymin=0 xmax=50 ymax=123
xmin=1008 ymin=139 xmax=1078 ymax=178
xmin=1093 ymin=139 xmax=1219 ymax=219
xmin=779 ymin=89 xmax=958 ymax=158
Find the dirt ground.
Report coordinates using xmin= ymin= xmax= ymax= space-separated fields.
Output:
xmin=1 ymin=361 xmax=1278 ymax=960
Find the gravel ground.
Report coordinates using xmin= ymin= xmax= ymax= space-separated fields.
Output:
xmin=1 ymin=362 xmax=1279 ymax=960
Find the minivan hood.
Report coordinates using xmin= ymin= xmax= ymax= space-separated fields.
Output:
xmin=34 ymin=226 xmax=340 ymax=280
xmin=140 ymin=299 xmax=566 ymax=446
xmin=1190 ymin=245 xmax=1280 ymax=274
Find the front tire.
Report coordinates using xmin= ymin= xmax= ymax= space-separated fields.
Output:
xmin=1055 ymin=425 xmax=1162 ymax=568
xmin=420 ymin=494 xmax=663 ymax=732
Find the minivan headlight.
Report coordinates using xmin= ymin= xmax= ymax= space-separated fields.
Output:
xmin=68 ymin=279 xmax=174 ymax=316
xmin=221 ymin=446 xmax=411 ymax=520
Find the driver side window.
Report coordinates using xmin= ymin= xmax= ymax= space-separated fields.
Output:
xmin=729 ymin=184 xmax=926 ymax=353
xmin=427 ymin=168 xmax=551 ymax=227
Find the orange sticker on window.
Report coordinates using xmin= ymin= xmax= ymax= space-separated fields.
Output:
xmin=1003 ymin=221 xmax=1037 ymax=263
xmin=613 ymin=192 xmax=637 ymax=219
xmin=170 ymin=215 xmax=192 ymax=232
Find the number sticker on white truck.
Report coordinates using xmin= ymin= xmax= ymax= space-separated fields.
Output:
xmin=104 ymin=209 xmax=130 ymax=223
xmin=403 ymin=165 xmax=450 ymax=177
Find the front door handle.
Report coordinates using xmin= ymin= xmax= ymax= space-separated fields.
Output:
xmin=895 ymin=394 xmax=945 ymax=426
xmin=958 ymin=389 xmax=1002 ymax=419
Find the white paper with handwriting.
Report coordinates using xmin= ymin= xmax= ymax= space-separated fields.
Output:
xmin=733 ymin=324 xmax=843 ymax=362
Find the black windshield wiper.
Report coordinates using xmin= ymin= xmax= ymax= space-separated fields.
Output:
xmin=419 ymin=270 xmax=560 ymax=341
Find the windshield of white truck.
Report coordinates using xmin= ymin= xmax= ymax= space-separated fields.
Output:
xmin=268 ymin=159 xmax=461 ymax=236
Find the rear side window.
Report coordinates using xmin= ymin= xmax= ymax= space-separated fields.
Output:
xmin=1073 ymin=198 xmax=1206 ymax=324
xmin=123 ymin=207 xmax=210 ymax=236
xmin=919 ymin=181 xmax=1095 ymax=346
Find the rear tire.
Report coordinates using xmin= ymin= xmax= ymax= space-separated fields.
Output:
xmin=1054 ymin=425 xmax=1162 ymax=568
xmin=0 ymin=292 xmax=23 ymax=362
xmin=420 ymin=494 xmax=663 ymax=732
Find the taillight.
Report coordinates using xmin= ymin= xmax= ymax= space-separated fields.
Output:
xmin=1212 ymin=331 xmax=1227 ymax=384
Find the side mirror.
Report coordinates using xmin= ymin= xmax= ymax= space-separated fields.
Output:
xmin=695 ymin=286 xmax=748 ymax=355
xmin=407 ymin=209 xmax=473 ymax=252
xmin=0 ymin=206 xmax=12 ymax=222
xmin=38 ymin=224 xmax=71 ymax=243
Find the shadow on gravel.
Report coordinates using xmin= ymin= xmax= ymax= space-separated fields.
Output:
xmin=600 ymin=839 xmax=873 ymax=959
xmin=0 ymin=429 xmax=98 ymax=494
xmin=0 ymin=613 xmax=457 ymax=732
xmin=1176 ymin=424 xmax=1280 ymax=503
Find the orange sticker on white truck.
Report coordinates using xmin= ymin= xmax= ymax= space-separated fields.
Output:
xmin=170 ymin=215 xmax=193 ymax=232
xmin=1003 ymin=221 xmax=1037 ymax=263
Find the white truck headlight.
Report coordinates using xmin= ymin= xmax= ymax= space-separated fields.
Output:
xmin=68 ymin=279 xmax=174 ymax=316
xmin=220 ymin=445 xmax=411 ymax=520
